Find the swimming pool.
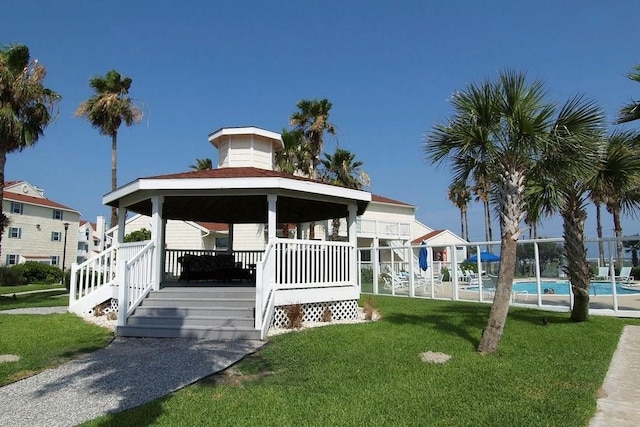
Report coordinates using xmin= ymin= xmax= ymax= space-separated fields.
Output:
xmin=511 ymin=281 xmax=640 ymax=296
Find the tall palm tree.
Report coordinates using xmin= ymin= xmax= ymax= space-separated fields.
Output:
xmin=289 ymin=98 xmax=336 ymax=179
xmin=617 ymin=64 xmax=640 ymax=124
xmin=76 ymin=69 xmax=143 ymax=227
xmin=590 ymin=129 xmax=640 ymax=266
xmin=425 ymin=70 xmax=603 ymax=352
xmin=320 ymin=148 xmax=367 ymax=240
xmin=448 ymin=181 xmax=471 ymax=241
xmin=623 ymin=235 xmax=640 ymax=267
xmin=0 ymin=44 xmax=60 ymax=256
xmin=528 ymin=111 xmax=605 ymax=321
xmin=189 ymin=157 xmax=213 ymax=170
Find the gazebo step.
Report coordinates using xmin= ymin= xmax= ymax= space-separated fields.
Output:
xmin=154 ymin=286 xmax=255 ymax=300
xmin=116 ymin=324 xmax=260 ymax=340
xmin=133 ymin=306 xmax=254 ymax=318
xmin=139 ymin=297 xmax=254 ymax=308
xmin=125 ymin=315 xmax=255 ymax=329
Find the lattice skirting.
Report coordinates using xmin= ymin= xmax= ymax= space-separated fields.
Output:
xmin=271 ymin=299 xmax=359 ymax=328
xmin=88 ymin=298 xmax=119 ymax=315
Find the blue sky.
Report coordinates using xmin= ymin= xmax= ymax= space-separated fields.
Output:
xmin=2 ymin=0 xmax=639 ymax=241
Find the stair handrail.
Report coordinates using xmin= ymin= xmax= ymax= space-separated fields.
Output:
xmin=69 ymin=245 xmax=118 ymax=306
xmin=117 ymin=240 xmax=156 ymax=326
xmin=256 ymin=238 xmax=278 ymax=339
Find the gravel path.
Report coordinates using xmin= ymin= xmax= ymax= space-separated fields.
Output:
xmin=0 ymin=337 xmax=263 ymax=427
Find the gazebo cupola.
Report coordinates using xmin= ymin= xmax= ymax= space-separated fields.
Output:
xmin=208 ymin=126 xmax=284 ymax=171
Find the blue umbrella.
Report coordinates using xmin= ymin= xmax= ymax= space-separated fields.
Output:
xmin=467 ymin=251 xmax=501 ymax=263
xmin=419 ymin=242 xmax=429 ymax=271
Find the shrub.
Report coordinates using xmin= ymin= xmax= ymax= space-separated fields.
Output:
xmin=0 ymin=266 xmax=26 ymax=286
xmin=321 ymin=305 xmax=332 ymax=322
xmin=441 ymin=266 xmax=451 ymax=281
xmin=11 ymin=262 xmax=63 ymax=285
xmin=632 ymin=267 xmax=640 ymax=281
xmin=363 ymin=296 xmax=375 ymax=321
xmin=283 ymin=304 xmax=304 ymax=329
xmin=360 ymin=268 xmax=373 ymax=283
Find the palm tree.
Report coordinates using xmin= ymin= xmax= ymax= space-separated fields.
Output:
xmin=320 ymin=148 xmax=368 ymax=240
xmin=76 ymin=70 xmax=143 ymax=227
xmin=448 ymin=181 xmax=471 ymax=241
xmin=623 ymin=235 xmax=640 ymax=267
xmin=289 ymin=98 xmax=336 ymax=179
xmin=425 ymin=70 xmax=603 ymax=352
xmin=189 ymin=158 xmax=213 ymax=170
xmin=590 ymin=129 xmax=640 ymax=266
xmin=275 ymin=129 xmax=307 ymax=175
xmin=528 ymin=115 xmax=605 ymax=322
xmin=0 ymin=44 xmax=60 ymax=256
xmin=617 ymin=64 xmax=640 ymax=124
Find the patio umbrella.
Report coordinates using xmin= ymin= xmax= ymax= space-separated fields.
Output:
xmin=419 ymin=242 xmax=429 ymax=271
xmin=467 ymin=251 xmax=501 ymax=263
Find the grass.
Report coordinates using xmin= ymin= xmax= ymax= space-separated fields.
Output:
xmin=82 ymin=296 xmax=636 ymax=427
xmin=0 ymin=313 xmax=113 ymax=385
xmin=0 ymin=286 xmax=69 ymax=310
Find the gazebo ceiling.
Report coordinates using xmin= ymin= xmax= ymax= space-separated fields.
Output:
xmin=126 ymin=195 xmax=362 ymax=224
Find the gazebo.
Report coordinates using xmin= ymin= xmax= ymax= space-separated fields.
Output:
xmin=69 ymin=127 xmax=371 ymax=339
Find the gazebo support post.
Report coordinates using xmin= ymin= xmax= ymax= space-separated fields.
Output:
xmin=151 ymin=196 xmax=164 ymax=291
xmin=348 ymin=204 xmax=358 ymax=288
xmin=267 ymin=194 xmax=277 ymax=242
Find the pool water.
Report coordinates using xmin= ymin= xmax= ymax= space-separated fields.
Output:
xmin=513 ymin=281 xmax=640 ymax=296
xmin=463 ymin=281 xmax=640 ymax=296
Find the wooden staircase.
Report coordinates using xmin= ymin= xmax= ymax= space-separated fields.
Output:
xmin=116 ymin=285 xmax=260 ymax=340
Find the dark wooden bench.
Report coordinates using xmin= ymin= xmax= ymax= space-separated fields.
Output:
xmin=178 ymin=254 xmax=252 ymax=282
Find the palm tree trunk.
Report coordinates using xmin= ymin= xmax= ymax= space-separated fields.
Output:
xmin=477 ymin=235 xmax=517 ymax=353
xmin=110 ymin=132 xmax=118 ymax=228
xmin=463 ymin=208 xmax=470 ymax=241
xmin=563 ymin=195 xmax=590 ymax=322
xmin=483 ymin=199 xmax=491 ymax=249
xmin=595 ymin=203 xmax=605 ymax=267
xmin=0 ymin=148 xmax=7 ymax=259
xmin=478 ymin=169 xmax=523 ymax=353
xmin=459 ymin=208 xmax=465 ymax=240
xmin=613 ymin=208 xmax=624 ymax=267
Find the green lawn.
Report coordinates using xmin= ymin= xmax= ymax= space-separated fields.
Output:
xmin=0 ymin=314 xmax=113 ymax=385
xmin=82 ymin=296 xmax=634 ymax=427
xmin=0 ymin=286 xmax=69 ymax=310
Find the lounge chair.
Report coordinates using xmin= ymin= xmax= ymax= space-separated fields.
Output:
xmin=381 ymin=271 xmax=409 ymax=290
xmin=615 ymin=267 xmax=634 ymax=284
xmin=594 ymin=266 xmax=611 ymax=281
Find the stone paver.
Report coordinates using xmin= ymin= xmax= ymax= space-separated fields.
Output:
xmin=590 ymin=325 xmax=640 ymax=427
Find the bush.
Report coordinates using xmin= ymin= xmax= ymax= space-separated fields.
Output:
xmin=284 ymin=304 xmax=304 ymax=329
xmin=360 ymin=268 xmax=373 ymax=283
xmin=441 ymin=266 xmax=450 ymax=281
xmin=11 ymin=262 xmax=63 ymax=285
xmin=0 ymin=266 xmax=26 ymax=286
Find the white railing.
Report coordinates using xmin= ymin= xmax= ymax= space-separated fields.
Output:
xmin=357 ymin=219 xmax=411 ymax=238
xmin=359 ymin=237 xmax=640 ymax=318
xmin=255 ymin=238 xmax=356 ymax=337
xmin=164 ymin=248 xmax=264 ymax=280
xmin=256 ymin=240 xmax=277 ymax=339
xmin=275 ymin=239 xmax=353 ymax=288
xmin=68 ymin=240 xmax=151 ymax=315
xmin=118 ymin=241 xmax=156 ymax=326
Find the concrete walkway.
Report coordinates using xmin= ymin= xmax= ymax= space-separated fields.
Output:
xmin=590 ymin=325 xmax=640 ymax=426
xmin=0 ymin=305 xmax=263 ymax=427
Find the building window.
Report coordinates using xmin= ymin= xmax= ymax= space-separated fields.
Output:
xmin=50 ymin=256 xmax=59 ymax=266
xmin=10 ymin=202 xmax=23 ymax=214
xmin=8 ymin=227 xmax=21 ymax=239
xmin=52 ymin=209 xmax=63 ymax=220
xmin=51 ymin=231 xmax=62 ymax=241
xmin=215 ymin=237 xmax=229 ymax=250
xmin=360 ymin=249 xmax=372 ymax=262
xmin=6 ymin=254 xmax=18 ymax=265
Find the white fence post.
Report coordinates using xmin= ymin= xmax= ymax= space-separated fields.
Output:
xmin=117 ymin=260 xmax=128 ymax=328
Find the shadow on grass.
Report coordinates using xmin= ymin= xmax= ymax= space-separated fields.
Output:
xmin=378 ymin=297 xmax=575 ymax=347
